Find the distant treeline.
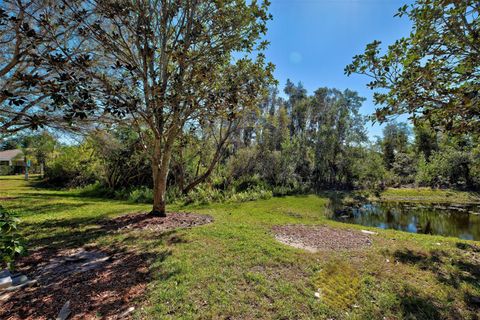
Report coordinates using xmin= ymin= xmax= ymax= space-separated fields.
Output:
xmin=2 ymin=81 xmax=479 ymax=203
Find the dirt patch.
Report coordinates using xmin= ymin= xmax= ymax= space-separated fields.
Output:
xmin=0 ymin=197 xmax=18 ymax=201
xmin=0 ymin=212 xmax=212 ymax=319
xmin=272 ymin=225 xmax=372 ymax=252
xmin=0 ymin=246 xmax=152 ymax=320
xmin=103 ymin=212 xmax=214 ymax=232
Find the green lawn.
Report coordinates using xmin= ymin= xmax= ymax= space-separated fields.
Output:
xmin=2 ymin=176 xmax=480 ymax=319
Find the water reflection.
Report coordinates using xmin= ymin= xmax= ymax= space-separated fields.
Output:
xmin=330 ymin=202 xmax=480 ymax=241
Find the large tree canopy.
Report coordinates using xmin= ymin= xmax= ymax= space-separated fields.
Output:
xmin=51 ymin=0 xmax=275 ymax=215
xmin=0 ymin=0 xmax=109 ymax=134
xmin=345 ymin=0 xmax=480 ymax=134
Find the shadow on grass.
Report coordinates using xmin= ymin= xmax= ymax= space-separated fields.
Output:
xmin=9 ymin=202 xmax=92 ymax=218
xmin=1 ymin=243 xmax=176 ymax=319
xmin=13 ymin=191 xmax=123 ymax=203
xmin=22 ymin=216 xmax=108 ymax=249
xmin=399 ymin=286 xmax=443 ymax=320
xmin=6 ymin=212 xmax=190 ymax=318
xmin=393 ymin=245 xmax=480 ymax=316
xmin=21 ymin=210 xmax=193 ymax=250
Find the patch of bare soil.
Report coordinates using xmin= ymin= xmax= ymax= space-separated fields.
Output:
xmin=0 ymin=197 xmax=18 ymax=201
xmin=0 ymin=247 xmax=151 ymax=320
xmin=0 ymin=212 xmax=213 ymax=319
xmin=103 ymin=212 xmax=214 ymax=232
xmin=272 ymin=225 xmax=372 ymax=252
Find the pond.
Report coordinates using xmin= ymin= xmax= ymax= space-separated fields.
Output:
xmin=329 ymin=202 xmax=480 ymax=241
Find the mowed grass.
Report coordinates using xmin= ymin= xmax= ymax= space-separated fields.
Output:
xmin=1 ymin=175 xmax=480 ymax=319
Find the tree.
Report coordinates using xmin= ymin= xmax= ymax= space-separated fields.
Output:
xmin=61 ymin=0 xmax=274 ymax=216
xmin=413 ymin=123 xmax=438 ymax=161
xmin=381 ymin=122 xmax=410 ymax=170
xmin=283 ymin=79 xmax=307 ymax=136
xmin=311 ymin=88 xmax=367 ymax=188
xmin=22 ymin=132 xmax=57 ymax=177
xmin=351 ymin=145 xmax=386 ymax=190
xmin=345 ymin=0 xmax=480 ymax=134
xmin=89 ymin=128 xmax=152 ymax=189
xmin=0 ymin=0 xmax=106 ymax=134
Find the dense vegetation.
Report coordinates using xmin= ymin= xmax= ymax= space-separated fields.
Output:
xmin=1 ymin=0 xmax=479 ymax=212
xmin=3 ymin=81 xmax=479 ymax=206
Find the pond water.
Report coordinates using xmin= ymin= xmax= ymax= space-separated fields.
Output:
xmin=329 ymin=202 xmax=480 ymax=241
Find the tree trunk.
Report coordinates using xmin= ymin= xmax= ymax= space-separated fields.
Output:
xmin=151 ymin=165 xmax=168 ymax=217
xmin=150 ymin=135 xmax=175 ymax=217
xmin=181 ymin=121 xmax=235 ymax=195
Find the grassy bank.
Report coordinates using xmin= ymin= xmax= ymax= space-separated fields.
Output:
xmin=1 ymin=176 xmax=479 ymax=319
xmin=378 ymin=188 xmax=480 ymax=204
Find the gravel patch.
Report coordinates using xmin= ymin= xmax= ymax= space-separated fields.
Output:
xmin=272 ymin=225 xmax=373 ymax=252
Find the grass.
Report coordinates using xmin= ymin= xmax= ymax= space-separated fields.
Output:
xmin=377 ymin=188 xmax=480 ymax=204
xmin=2 ymin=175 xmax=480 ymax=319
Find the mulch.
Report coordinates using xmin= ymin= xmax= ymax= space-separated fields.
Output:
xmin=272 ymin=224 xmax=373 ymax=252
xmin=0 ymin=197 xmax=18 ymax=201
xmin=0 ymin=247 xmax=150 ymax=320
xmin=104 ymin=212 xmax=214 ymax=233
xmin=0 ymin=212 xmax=213 ymax=320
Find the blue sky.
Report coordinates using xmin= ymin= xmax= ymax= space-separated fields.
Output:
xmin=264 ymin=0 xmax=413 ymax=138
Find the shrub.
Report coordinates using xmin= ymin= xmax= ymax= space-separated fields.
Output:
xmin=76 ymin=182 xmax=115 ymax=198
xmin=45 ymin=144 xmax=101 ymax=187
xmin=0 ymin=206 xmax=26 ymax=270
xmin=233 ymin=174 xmax=266 ymax=192
xmin=471 ymin=147 xmax=480 ymax=188
xmin=183 ymin=184 xmax=272 ymax=205
xmin=351 ymin=149 xmax=387 ymax=190
xmin=415 ymin=148 xmax=473 ymax=188
xmin=128 ymin=187 xmax=154 ymax=204
xmin=0 ymin=165 xmax=13 ymax=176
xmin=228 ymin=186 xmax=273 ymax=202
xmin=227 ymin=147 xmax=258 ymax=181
xmin=272 ymin=184 xmax=309 ymax=196
xmin=184 ymin=186 xmax=227 ymax=205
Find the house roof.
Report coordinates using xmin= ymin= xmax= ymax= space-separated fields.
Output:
xmin=0 ymin=149 xmax=23 ymax=161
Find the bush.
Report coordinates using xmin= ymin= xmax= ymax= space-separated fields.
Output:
xmin=76 ymin=182 xmax=115 ymax=198
xmin=45 ymin=144 xmax=101 ymax=188
xmin=471 ymin=147 xmax=480 ymax=188
xmin=272 ymin=185 xmax=306 ymax=196
xmin=183 ymin=184 xmax=273 ymax=205
xmin=0 ymin=165 xmax=13 ymax=176
xmin=227 ymin=147 xmax=258 ymax=181
xmin=415 ymin=148 xmax=473 ymax=189
xmin=391 ymin=152 xmax=416 ymax=185
xmin=184 ymin=186 xmax=227 ymax=205
xmin=228 ymin=186 xmax=273 ymax=202
xmin=0 ymin=206 xmax=26 ymax=270
xmin=351 ymin=149 xmax=387 ymax=190
xmin=233 ymin=174 xmax=266 ymax=192
xmin=128 ymin=187 xmax=154 ymax=204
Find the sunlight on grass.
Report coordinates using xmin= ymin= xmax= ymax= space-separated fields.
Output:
xmin=2 ymin=175 xmax=480 ymax=319
xmin=314 ymin=259 xmax=361 ymax=311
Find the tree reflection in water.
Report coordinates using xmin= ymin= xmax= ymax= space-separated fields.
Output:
xmin=330 ymin=202 xmax=480 ymax=241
